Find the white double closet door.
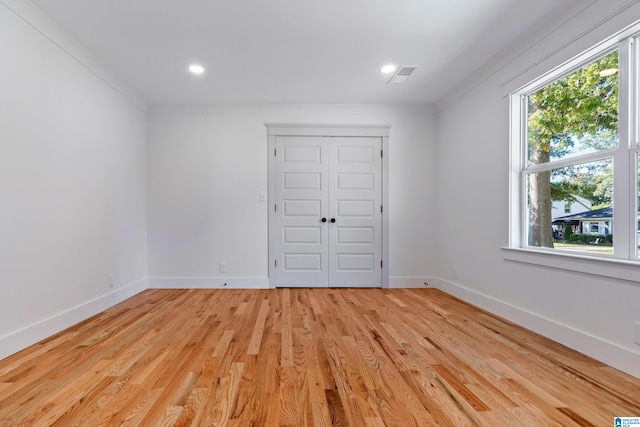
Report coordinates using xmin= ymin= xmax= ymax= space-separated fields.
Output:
xmin=274 ymin=136 xmax=382 ymax=288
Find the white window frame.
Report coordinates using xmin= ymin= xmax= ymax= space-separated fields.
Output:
xmin=505 ymin=24 xmax=640 ymax=282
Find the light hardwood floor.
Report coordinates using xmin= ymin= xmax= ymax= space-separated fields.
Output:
xmin=0 ymin=288 xmax=639 ymax=426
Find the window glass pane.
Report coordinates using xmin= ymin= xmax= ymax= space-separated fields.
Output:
xmin=527 ymin=159 xmax=613 ymax=253
xmin=526 ymin=51 xmax=618 ymax=166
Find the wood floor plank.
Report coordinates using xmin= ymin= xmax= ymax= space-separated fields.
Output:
xmin=1 ymin=288 xmax=639 ymax=426
xmin=247 ymin=299 xmax=271 ymax=355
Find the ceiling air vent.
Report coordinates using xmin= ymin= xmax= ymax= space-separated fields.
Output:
xmin=387 ymin=65 xmax=418 ymax=84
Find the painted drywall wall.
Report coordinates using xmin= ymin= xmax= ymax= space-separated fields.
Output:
xmin=147 ymin=105 xmax=436 ymax=288
xmin=434 ymin=0 xmax=640 ymax=377
xmin=0 ymin=2 xmax=148 ymax=358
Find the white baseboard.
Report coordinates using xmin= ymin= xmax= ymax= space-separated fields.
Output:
xmin=0 ymin=278 xmax=148 ymax=361
xmin=149 ymin=276 xmax=270 ymax=289
xmin=430 ymin=277 xmax=640 ymax=379
xmin=388 ymin=277 xmax=434 ymax=288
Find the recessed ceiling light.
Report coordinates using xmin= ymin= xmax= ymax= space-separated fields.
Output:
xmin=381 ymin=64 xmax=397 ymax=74
xmin=599 ymin=68 xmax=618 ymax=77
xmin=189 ymin=65 xmax=205 ymax=74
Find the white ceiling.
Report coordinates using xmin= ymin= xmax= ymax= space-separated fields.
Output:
xmin=31 ymin=0 xmax=577 ymax=106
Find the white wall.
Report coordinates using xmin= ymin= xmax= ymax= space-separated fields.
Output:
xmin=434 ymin=0 xmax=640 ymax=378
xmin=0 ymin=1 xmax=148 ymax=358
xmin=551 ymin=196 xmax=591 ymax=221
xmin=147 ymin=105 xmax=436 ymax=288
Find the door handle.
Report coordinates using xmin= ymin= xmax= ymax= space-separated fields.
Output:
xmin=321 ymin=217 xmax=327 ymax=223
xmin=330 ymin=218 xmax=336 ymax=223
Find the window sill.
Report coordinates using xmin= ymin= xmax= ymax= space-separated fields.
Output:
xmin=502 ymin=247 xmax=640 ymax=284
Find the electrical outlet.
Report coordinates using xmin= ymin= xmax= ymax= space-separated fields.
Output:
xmin=220 ymin=262 xmax=227 ymax=274
xmin=634 ymin=321 xmax=640 ymax=345
xmin=108 ymin=273 xmax=115 ymax=288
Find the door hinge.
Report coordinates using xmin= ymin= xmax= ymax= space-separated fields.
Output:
xmin=381 ymin=260 xmax=383 ymax=268
xmin=275 ymin=259 xmax=277 ymax=267
xmin=380 ymin=205 xmax=383 ymax=213
xmin=381 ymin=150 xmax=383 ymax=158
xmin=274 ymin=148 xmax=277 ymax=156
xmin=274 ymin=204 xmax=277 ymax=212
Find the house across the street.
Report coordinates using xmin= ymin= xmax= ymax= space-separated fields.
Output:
xmin=553 ymin=203 xmax=640 ymax=238
xmin=552 ymin=195 xmax=592 ymax=221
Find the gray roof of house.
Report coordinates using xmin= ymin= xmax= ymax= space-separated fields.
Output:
xmin=552 ymin=203 xmax=640 ymax=224
xmin=553 ymin=206 xmax=613 ymax=223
